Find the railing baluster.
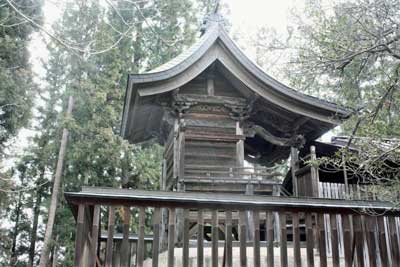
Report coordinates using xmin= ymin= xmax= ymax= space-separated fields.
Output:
xmin=353 ymin=215 xmax=364 ymax=267
xmin=342 ymin=214 xmax=352 ymax=267
xmin=74 ymin=204 xmax=85 ymax=267
xmin=168 ymin=208 xmax=176 ymax=267
xmin=66 ymin=189 xmax=400 ymax=267
xmin=389 ymin=216 xmax=400 ymax=266
xmin=137 ymin=207 xmax=145 ymax=267
xmin=105 ymin=206 xmax=115 ymax=267
xmin=329 ymin=214 xmax=339 ymax=267
xmin=266 ymin=211 xmax=274 ymax=267
xmin=89 ymin=205 xmax=100 ymax=267
xmin=225 ymin=210 xmax=233 ymax=267
xmin=239 ymin=210 xmax=247 ymax=267
xmin=377 ymin=216 xmax=389 ymax=266
xmin=152 ymin=207 xmax=161 ymax=267
xmin=121 ymin=206 xmax=131 ymax=267
xmin=253 ymin=210 xmax=260 ymax=267
xmin=365 ymin=216 xmax=377 ymax=267
xmin=317 ymin=213 xmax=327 ymax=267
xmin=183 ymin=209 xmax=190 ymax=267
xmin=197 ymin=209 xmax=204 ymax=267
xmin=280 ymin=212 xmax=288 ymax=267
xmin=293 ymin=212 xmax=301 ymax=267
xmin=305 ymin=213 xmax=314 ymax=267
xmin=212 ymin=209 xmax=218 ymax=267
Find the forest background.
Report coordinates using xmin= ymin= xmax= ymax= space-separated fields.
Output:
xmin=1 ymin=0 xmax=399 ymax=266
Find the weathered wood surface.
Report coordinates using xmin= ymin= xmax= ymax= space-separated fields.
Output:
xmin=67 ymin=188 xmax=400 ymax=267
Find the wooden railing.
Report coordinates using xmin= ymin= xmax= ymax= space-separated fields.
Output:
xmin=319 ymin=182 xmax=380 ymax=200
xmin=66 ymin=187 xmax=400 ymax=267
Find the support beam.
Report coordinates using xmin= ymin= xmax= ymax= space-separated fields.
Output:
xmin=246 ymin=124 xmax=305 ymax=148
xmin=290 ymin=147 xmax=299 ymax=196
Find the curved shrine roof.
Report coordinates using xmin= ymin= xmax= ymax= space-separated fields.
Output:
xmin=121 ymin=19 xmax=353 ymax=154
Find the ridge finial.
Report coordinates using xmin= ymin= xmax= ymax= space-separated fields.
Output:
xmin=200 ymin=0 xmax=224 ymax=35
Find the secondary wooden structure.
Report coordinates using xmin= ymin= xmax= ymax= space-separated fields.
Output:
xmin=67 ymin=13 xmax=399 ymax=267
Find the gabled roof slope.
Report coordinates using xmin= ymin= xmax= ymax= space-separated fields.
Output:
xmin=121 ymin=18 xmax=353 ymax=143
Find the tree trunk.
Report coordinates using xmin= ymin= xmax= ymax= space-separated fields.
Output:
xmin=10 ymin=190 xmax=23 ymax=266
xmin=28 ymin=168 xmax=45 ymax=267
xmin=39 ymin=96 xmax=74 ymax=267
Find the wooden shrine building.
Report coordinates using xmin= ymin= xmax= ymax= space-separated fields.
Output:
xmin=120 ymin=13 xmax=351 ymax=196
xmin=66 ymin=13 xmax=400 ymax=267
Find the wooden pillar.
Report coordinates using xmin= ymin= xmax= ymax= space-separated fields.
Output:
xmin=89 ymin=205 xmax=100 ymax=267
xmin=290 ymin=147 xmax=299 ymax=196
xmin=292 ymin=212 xmax=301 ymax=267
xmin=266 ymin=211 xmax=274 ymax=267
xmin=253 ymin=211 xmax=260 ymax=267
xmin=341 ymin=150 xmax=350 ymax=198
xmin=176 ymin=129 xmax=185 ymax=243
xmin=239 ymin=210 xmax=247 ymax=267
xmin=225 ymin=210 xmax=233 ymax=267
xmin=182 ymin=209 xmax=190 ymax=267
xmin=120 ymin=207 xmax=131 ymax=267
xmin=152 ymin=208 xmax=161 ymax=267
xmin=74 ymin=204 xmax=85 ymax=267
xmin=310 ymin=145 xmax=320 ymax=197
xmin=167 ymin=208 xmax=176 ymax=267
xmin=137 ymin=207 xmax=145 ymax=267
xmin=211 ymin=210 xmax=218 ymax=267
xmin=105 ymin=206 xmax=115 ymax=267
xmin=237 ymin=121 xmax=254 ymax=241
xmin=197 ymin=210 xmax=204 ymax=267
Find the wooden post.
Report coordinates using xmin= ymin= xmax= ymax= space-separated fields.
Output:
xmin=266 ymin=211 xmax=274 ymax=267
xmin=89 ymin=205 xmax=100 ymax=267
xmin=253 ymin=211 xmax=260 ymax=267
xmin=105 ymin=206 xmax=115 ymax=267
xmin=280 ymin=212 xmax=288 ymax=267
xmin=74 ymin=204 xmax=85 ymax=267
xmin=290 ymin=147 xmax=299 ymax=196
xmin=236 ymin=121 xmax=254 ymax=242
xmin=342 ymin=214 xmax=352 ymax=267
xmin=365 ymin=216 xmax=377 ymax=267
xmin=389 ymin=216 xmax=400 ymax=266
xmin=176 ymin=129 xmax=185 ymax=243
xmin=377 ymin=216 xmax=389 ymax=266
xmin=168 ymin=208 xmax=176 ymax=267
xmin=182 ymin=209 xmax=190 ymax=267
xmin=305 ymin=213 xmax=314 ymax=267
xmin=292 ymin=212 xmax=301 ymax=267
xmin=353 ymin=215 xmax=364 ymax=267
xmin=317 ymin=213 xmax=327 ymax=267
xmin=225 ymin=210 xmax=233 ymax=267
xmin=197 ymin=210 xmax=204 ymax=267
xmin=137 ymin=207 xmax=145 ymax=267
xmin=239 ymin=210 xmax=247 ymax=267
xmin=211 ymin=210 xmax=218 ymax=267
xmin=152 ymin=208 xmax=161 ymax=267
xmin=120 ymin=206 xmax=131 ymax=267
xmin=330 ymin=214 xmax=339 ymax=267
xmin=310 ymin=146 xmax=320 ymax=197
xmin=341 ymin=151 xmax=349 ymax=197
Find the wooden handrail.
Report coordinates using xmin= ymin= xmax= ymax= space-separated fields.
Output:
xmin=66 ymin=187 xmax=398 ymax=214
xmin=66 ymin=188 xmax=400 ymax=267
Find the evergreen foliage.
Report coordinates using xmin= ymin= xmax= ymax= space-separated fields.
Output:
xmin=0 ymin=0 xmax=214 ymax=265
xmin=252 ymin=0 xmax=400 ymax=200
xmin=0 ymin=0 xmax=41 ymax=153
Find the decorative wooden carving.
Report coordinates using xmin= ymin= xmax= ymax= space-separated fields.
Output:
xmin=244 ymin=123 xmax=306 ymax=148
